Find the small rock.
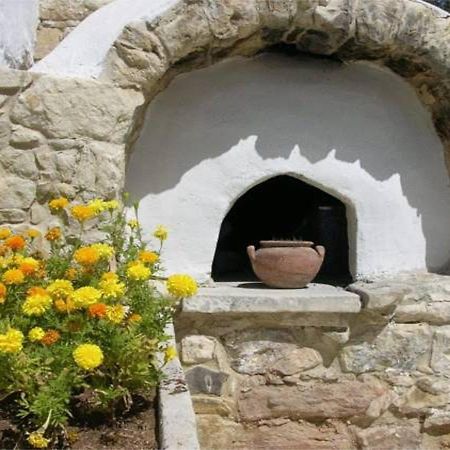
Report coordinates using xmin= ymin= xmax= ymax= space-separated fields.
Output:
xmin=185 ymin=366 xmax=228 ymax=396
xmin=181 ymin=335 xmax=216 ymax=364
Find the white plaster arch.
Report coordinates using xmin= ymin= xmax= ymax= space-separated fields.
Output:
xmin=126 ymin=54 xmax=450 ymax=281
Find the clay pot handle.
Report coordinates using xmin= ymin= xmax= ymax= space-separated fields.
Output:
xmin=315 ymin=245 xmax=326 ymax=260
xmin=247 ymin=245 xmax=256 ymax=262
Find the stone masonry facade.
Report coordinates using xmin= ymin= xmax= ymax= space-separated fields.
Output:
xmin=176 ymin=273 xmax=450 ymax=449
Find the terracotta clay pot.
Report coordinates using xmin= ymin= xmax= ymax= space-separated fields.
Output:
xmin=247 ymin=240 xmax=325 ymax=288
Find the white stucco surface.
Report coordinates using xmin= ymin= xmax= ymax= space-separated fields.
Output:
xmin=126 ymin=54 xmax=450 ymax=281
xmin=32 ymin=0 xmax=180 ymax=77
xmin=0 ymin=0 xmax=39 ymax=69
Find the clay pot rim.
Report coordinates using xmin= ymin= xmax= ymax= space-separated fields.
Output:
xmin=259 ymin=240 xmax=314 ymax=248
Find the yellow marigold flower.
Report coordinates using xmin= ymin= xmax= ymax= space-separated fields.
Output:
xmin=90 ymin=243 xmax=114 ymax=259
xmin=88 ymin=199 xmax=108 ymax=214
xmin=47 ymin=279 xmax=74 ymax=299
xmin=101 ymin=272 xmax=119 ymax=282
xmin=48 ymin=197 xmax=69 ymax=212
xmin=165 ymin=345 xmax=177 ymax=362
xmin=27 ymin=432 xmax=50 ymax=449
xmin=28 ymin=327 xmax=45 ymax=342
xmin=5 ymin=235 xmax=26 ymax=251
xmin=45 ymin=227 xmax=61 ymax=241
xmin=0 ymin=228 xmax=11 ymax=240
xmin=26 ymin=228 xmax=41 ymax=239
xmin=99 ymin=278 xmax=125 ymax=299
xmin=0 ymin=329 xmax=24 ymax=353
xmin=71 ymin=205 xmax=96 ymax=222
xmin=2 ymin=268 xmax=25 ymax=285
xmin=0 ymin=282 xmax=6 ymax=304
xmin=106 ymin=305 xmax=126 ymax=324
xmin=19 ymin=257 xmax=40 ymax=276
xmin=74 ymin=247 xmax=100 ymax=266
xmin=128 ymin=219 xmax=139 ymax=229
xmin=104 ymin=200 xmax=119 ymax=210
xmin=73 ymin=343 xmax=104 ymax=370
xmin=22 ymin=289 xmax=53 ymax=316
xmin=72 ymin=286 xmax=102 ymax=308
xmin=126 ymin=263 xmax=151 ymax=281
xmin=54 ymin=298 xmax=76 ymax=313
xmin=65 ymin=268 xmax=78 ymax=280
xmin=153 ymin=225 xmax=168 ymax=241
xmin=166 ymin=274 xmax=198 ymax=298
xmin=139 ymin=250 xmax=159 ymax=265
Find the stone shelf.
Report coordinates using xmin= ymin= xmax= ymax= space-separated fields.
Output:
xmin=182 ymin=282 xmax=361 ymax=315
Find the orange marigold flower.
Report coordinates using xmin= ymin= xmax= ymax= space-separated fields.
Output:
xmin=19 ymin=257 xmax=40 ymax=276
xmin=71 ymin=205 xmax=96 ymax=222
xmin=41 ymin=329 xmax=60 ymax=346
xmin=0 ymin=228 xmax=11 ymax=240
xmin=88 ymin=303 xmax=107 ymax=319
xmin=49 ymin=197 xmax=69 ymax=212
xmin=5 ymin=235 xmax=26 ymax=251
xmin=2 ymin=269 xmax=25 ymax=285
xmin=54 ymin=298 xmax=76 ymax=313
xmin=28 ymin=286 xmax=48 ymax=296
xmin=139 ymin=251 xmax=159 ymax=265
xmin=45 ymin=227 xmax=61 ymax=241
xmin=0 ymin=245 xmax=8 ymax=256
xmin=65 ymin=268 xmax=78 ymax=280
xmin=0 ymin=282 xmax=6 ymax=304
xmin=74 ymin=247 xmax=100 ymax=266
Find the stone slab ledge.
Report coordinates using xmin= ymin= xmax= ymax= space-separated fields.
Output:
xmin=182 ymin=282 xmax=361 ymax=315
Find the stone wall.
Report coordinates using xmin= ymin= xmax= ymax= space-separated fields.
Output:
xmin=175 ymin=273 xmax=450 ymax=449
xmin=0 ymin=68 xmax=143 ymax=234
xmin=35 ymin=0 xmax=114 ymax=61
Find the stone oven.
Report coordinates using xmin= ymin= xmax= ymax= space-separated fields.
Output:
xmin=2 ymin=0 xmax=450 ymax=448
xmin=126 ymin=53 xmax=450 ymax=283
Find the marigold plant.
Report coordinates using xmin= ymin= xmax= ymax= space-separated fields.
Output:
xmin=0 ymin=196 xmax=198 ymax=448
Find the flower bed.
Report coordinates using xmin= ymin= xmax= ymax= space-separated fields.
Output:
xmin=0 ymin=197 xmax=197 ymax=448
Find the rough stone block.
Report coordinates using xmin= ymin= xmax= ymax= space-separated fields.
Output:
xmin=0 ymin=176 xmax=35 ymax=209
xmin=185 ymin=366 xmax=228 ymax=396
xmin=181 ymin=335 xmax=216 ymax=365
xmin=11 ymin=76 xmax=144 ymax=143
xmin=354 ymin=422 xmax=422 ymax=450
xmin=238 ymin=380 xmax=386 ymax=421
xmin=340 ymin=323 xmax=432 ymax=373
xmin=431 ymin=326 xmax=450 ymax=373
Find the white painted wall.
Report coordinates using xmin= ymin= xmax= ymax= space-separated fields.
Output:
xmin=126 ymin=54 xmax=450 ymax=281
xmin=0 ymin=0 xmax=39 ymax=69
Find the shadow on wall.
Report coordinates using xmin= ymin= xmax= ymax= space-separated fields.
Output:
xmin=126 ymin=53 xmax=450 ymax=272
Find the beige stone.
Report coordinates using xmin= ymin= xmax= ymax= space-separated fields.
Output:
xmin=35 ymin=27 xmax=64 ymax=61
xmin=0 ymin=148 xmax=38 ymax=180
xmin=0 ymin=176 xmax=36 ymax=209
xmin=181 ymin=335 xmax=216 ymax=365
xmin=431 ymin=326 xmax=450 ymax=373
xmin=0 ymin=69 xmax=33 ymax=91
xmin=340 ymin=323 xmax=433 ymax=374
xmin=0 ymin=209 xmax=27 ymax=223
xmin=241 ymin=420 xmax=356 ymax=450
xmin=238 ymin=380 xmax=386 ymax=421
xmin=10 ymin=125 xmax=45 ymax=149
xmin=11 ymin=76 xmax=144 ymax=144
xmin=354 ymin=421 xmax=422 ymax=450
